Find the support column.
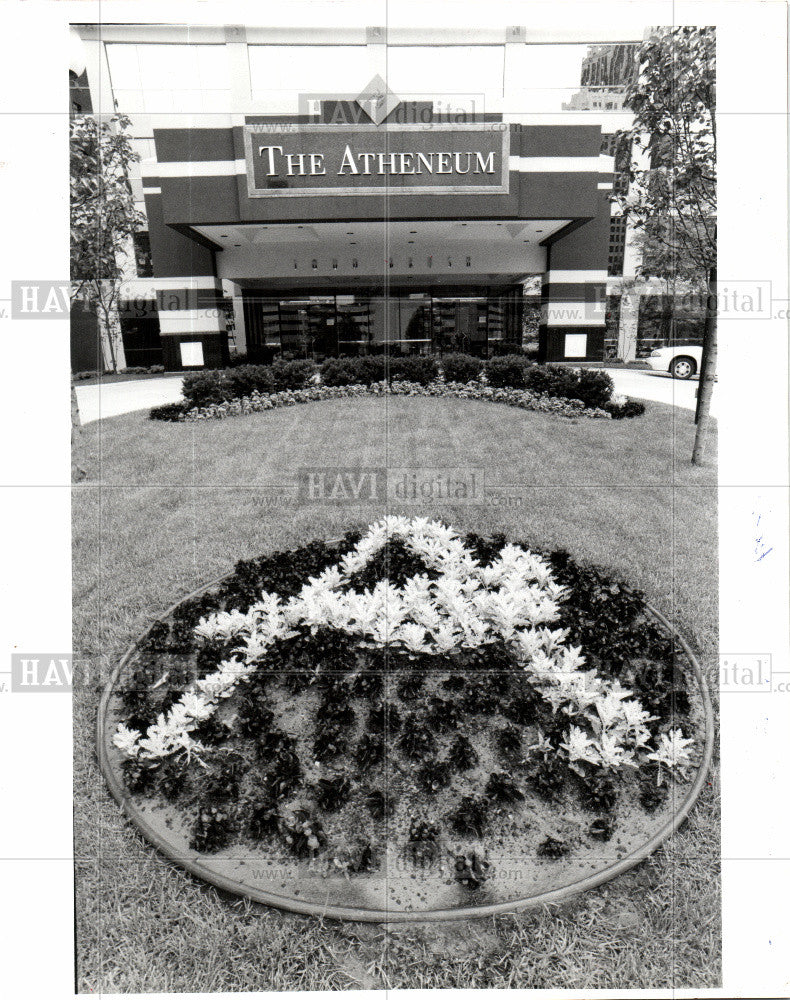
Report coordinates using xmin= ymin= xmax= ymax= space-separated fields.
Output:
xmin=617 ymin=280 xmax=640 ymax=362
xmin=223 ymin=280 xmax=248 ymax=356
xmin=142 ymin=171 xmax=227 ymax=371
xmin=538 ymin=186 xmax=612 ymax=363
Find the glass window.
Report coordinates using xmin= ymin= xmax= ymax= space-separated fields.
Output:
xmin=336 ymin=297 xmax=372 ymax=354
xmin=132 ymin=232 xmax=153 ymax=278
xmin=386 ymin=46 xmax=504 ymax=97
xmin=249 ymin=45 xmax=370 ymax=97
xmin=399 ymin=297 xmax=431 ymax=353
xmin=242 ymin=289 xmax=524 ymax=360
xmin=506 ymin=42 xmax=638 ymax=113
xmin=106 ymin=43 xmax=230 ymax=114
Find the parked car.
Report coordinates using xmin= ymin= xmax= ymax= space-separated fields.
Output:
xmin=645 ymin=345 xmax=703 ymax=379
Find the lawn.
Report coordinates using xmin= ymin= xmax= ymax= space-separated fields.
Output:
xmin=73 ymin=395 xmax=719 ymax=991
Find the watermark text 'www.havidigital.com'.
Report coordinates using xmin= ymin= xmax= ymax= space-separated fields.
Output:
xmin=5 ymin=653 xmax=784 ymax=695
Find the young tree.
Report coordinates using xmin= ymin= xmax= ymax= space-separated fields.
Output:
xmin=70 ymin=114 xmax=144 ymax=372
xmin=616 ymin=27 xmax=716 ymax=464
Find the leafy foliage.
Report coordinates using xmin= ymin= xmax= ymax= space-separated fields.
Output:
xmin=453 ymin=851 xmax=491 ymax=889
xmin=345 ymin=537 xmax=437 ymax=591
xmin=536 ymin=836 xmax=569 ymax=860
xmin=485 ymin=772 xmax=524 ymax=805
xmin=447 ymin=734 xmax=478 ymax=772
xmin=364 ymin=789 xmax=395 ymax=820
xmin=447 ymin=796 xmax=489 ymax=837
xmin=617 ymin=27 xmax=716 ymax=281
xmin=398 ymin=716 xmax=436 ymax=760
xmin=416 ymin=759 xmax=453 ymax=793
xmin=191 ymin=805 xmax=234 ymax=853
xmin=314 ymin=776 xmax=353 ymax=812
xmin=70 ymin=114 xmax=145 ymax=371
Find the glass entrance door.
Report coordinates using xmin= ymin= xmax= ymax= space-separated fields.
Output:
xmin=431 ymin=297 xmax=486 ymax=355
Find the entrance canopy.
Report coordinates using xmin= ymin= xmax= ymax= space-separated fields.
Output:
xmin=190 ymin=219 xmax=569 ymax=285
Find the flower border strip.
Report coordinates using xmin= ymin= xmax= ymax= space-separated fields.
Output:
xmin=177 ymin=381 xmax=616 ymax=422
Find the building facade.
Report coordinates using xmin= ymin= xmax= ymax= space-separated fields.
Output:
xmin=73 ymin=24 xmax=646 ymax=371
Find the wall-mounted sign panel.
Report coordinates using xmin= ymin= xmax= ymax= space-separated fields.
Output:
xmin=243 ymin=124 xmax=509 ymax=197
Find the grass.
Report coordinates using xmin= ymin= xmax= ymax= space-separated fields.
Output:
xmin=73 ymin=395 xmax=719 ymax=991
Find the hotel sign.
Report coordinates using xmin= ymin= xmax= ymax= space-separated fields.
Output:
xmin=243 ymin=124 xmax=509 ymax=197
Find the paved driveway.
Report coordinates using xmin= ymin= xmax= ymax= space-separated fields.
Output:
xmin=75 ymin=376 xmax=183 ymax=424
xmin=603 ymin=368 xmax=716 ymax=416
xmin=74 ymin=368 xmax=714 ymax=424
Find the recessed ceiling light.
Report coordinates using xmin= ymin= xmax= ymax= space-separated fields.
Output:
xmin=220 ymin=234 xmax=228 ymax=238
xmin=408 ymin=240 xmax=414 ymax=244
xmin=234 ymin=244 xmax=241 ymax=247
xmin=409 ymin=231 xmax=417 ymax=234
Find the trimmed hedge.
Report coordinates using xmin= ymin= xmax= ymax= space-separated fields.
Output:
xmin=523 ymin=365 xmax=614 ymax=410
xmin=440 ymin=353 xmax=485 ymax=384
xmin=485 ymin=355 xmax=531 ymax=389
xmin=320 ymin=355 xmax=437 ymax=386
xmin=149 ymin=401 xmax=189 ymax=421
xmin=182 ymin=360 xmax=317 ymax=408
xmin=320 ymin=356 xmax=387 ymax=386
xmin=179 ymin=354 xmax=617 ymax=412
xmin=386 ymin=355 xmax=438 ymax=386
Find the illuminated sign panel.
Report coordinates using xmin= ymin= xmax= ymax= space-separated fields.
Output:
xmin=244 ymin=124 xmax=509 ymax=197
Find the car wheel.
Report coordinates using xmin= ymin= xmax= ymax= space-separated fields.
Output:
xmin=670 ymin=356 xmax=696 ymax=379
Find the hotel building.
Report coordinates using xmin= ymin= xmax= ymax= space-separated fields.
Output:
xmin=71 ymin=23 xmax=650 ymax=372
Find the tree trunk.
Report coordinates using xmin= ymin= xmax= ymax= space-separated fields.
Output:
xmin=692 ymin=263 xmax=717 ymax=465
xmin=96 ymin=285 xmax=118 ymax=373
xmin=694 ymin=283 xmax=710 ymax=424
xmin=101 ymin=304 xmax=118 ymax=373
xmin=71 ymin=383 xmax=87 ymax=482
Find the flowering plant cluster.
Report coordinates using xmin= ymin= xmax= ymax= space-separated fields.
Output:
xmin=114 ymin=518 xmax=693 ymax=786
xmin=158 ymin=380 xmax=619 ymax=423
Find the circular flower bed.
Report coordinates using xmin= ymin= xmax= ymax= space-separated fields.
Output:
xmin=99 ymin=518 xmax=711 ymax=919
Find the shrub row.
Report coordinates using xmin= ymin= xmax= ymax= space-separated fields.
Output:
xmin=182 ymin=359 xmax=317 ymax=408
xmin=73 ymin=364 xmax=165 ymax=380
xmin=181 ymin=354 xmax=615 ymax=410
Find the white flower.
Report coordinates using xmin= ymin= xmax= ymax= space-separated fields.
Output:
xmin=113 ymin=723 xmax=141 ymax=757
xmin=595 ymin=730 xmax=635 ymax=769
xmin=395 ymin=622 xmax=430 ymax=653
xmin=560 ymin=726 xmax=601 ymax=766
xmin=120 ymin=518 xmax=668 ymax=779
xmin=594 ymin=691 xmax=629 ymax=730
xmin=648 ymin=728 xmax=695 ymax=771
xmin=527 ymin=731 xmax=553 ymax=757
xmin=181 ymin=692 xmax=213 ymax=722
